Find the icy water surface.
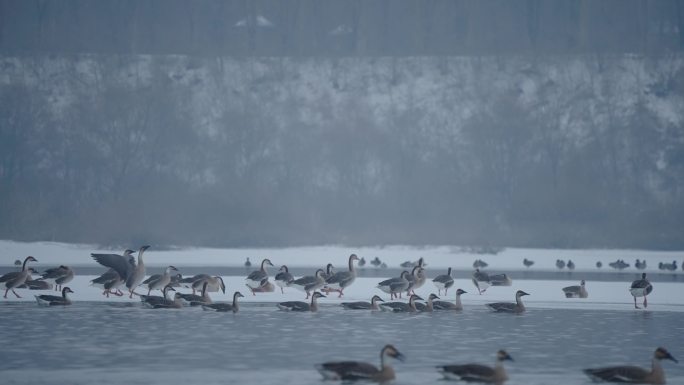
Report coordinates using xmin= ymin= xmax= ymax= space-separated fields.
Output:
xmin=1 ymin=300 xmax=683 ymax=385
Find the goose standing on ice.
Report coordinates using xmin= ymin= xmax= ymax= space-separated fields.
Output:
xmin=584 ymin=347 xmax=677 ymax=384
xmin=405 ymin=265 xmax=423 ymax=296
xmin=202 ymin=291 xmax=245 ymax=313
xmin=142 ymin=265 xmax=179 ymax=295
xmin=472 ymin=269 xmax=490 ymax=295
xmin=40 ymin=265 xmax=74 ymax=291
xmin=35 ymin=287 xmax=74 ymax=306
xmin=191 ymin=275 xmax=225 ymax=295
xmin=630 ymin=273 xmax=653 ymax=309
xmin=274 ymin=265 xmax=295 ymax=294
xmin=315 ymin=344 xmax=405 ymax=382
xmin=432 ymin=267 xmax=454 ymax=296
xmin=245 ymin=258 xmax=274 ymax=295
xmin=437 ymin=349 xmax=513 ymax=384
xmin=562 ymin=280 xmax=588 ymax=298
xmin=323 ymin=254 xmax=360 ymax=297
xmin=341 ymin=295 xmax=384 ymax=310
xmin=433 ymin=288 xmax=467 ymax=311
xmin=485 ymin=290 xmax=529 ymax=313
xmin=91 ymin=245 xmax=150 ymax=298
xmin=291 ymin=269 xmax=326 ymax=299
xmin=1 ymin=256 xmax=38 ymax=298
xmin=376 ymin=271 xmax=410 ymax=300
xmin=90 ymin=249 xmax=135 ymax=297
xmin=277 ymin=291 xmax=326 ymax=312
xmin=412 ymin=257 xmax=427 ymax=292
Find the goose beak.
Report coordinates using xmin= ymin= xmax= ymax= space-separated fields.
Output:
xmin=394 ymin=352 xmax=406 ymax=362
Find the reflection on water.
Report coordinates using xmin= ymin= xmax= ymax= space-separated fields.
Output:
xmin=1 ymin=302 xmax=683 ymax=385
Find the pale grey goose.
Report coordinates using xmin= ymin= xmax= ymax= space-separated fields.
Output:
xmin=378 ymin=294 xmax=423 ymax=313
xmin=142 ymin=265 xmax=179 ymax=295
xmin=322 ymin=263 xmax=335 ymax=281
xmin=437 ymin=349 xmax=513 ymax=384
xmin=376 ymin=270 xmax=411 ymax=300
xmin=485 ymin=290 xmax=529 ymax=313
xmin=414 ymin=293 xmax=440 ymax=312
xmin=630 ymin=273 xmax=653 ymax=309
xmin=562 ymin=280 xmax=588 ymax=298
xmin=274 ymin=265 xmax=294 ymax=294
xmin=323 ymin=254 xmax=360 ymax=297
xmin=414 ymin=257 xmax=427 ymax=290
xmin=191 ymin=275 xmax=225 ymax=295
xmin=35 ymin=287 xmax=74 ymax=306
xmin=433 ymin=288 xmax=467 ymax=311
xmin=584 ymin=347 xmax=677 ymax=384
xmin=245 ymin=258 xmax=274 ymax=295
xmin=472 ymin=268 xmax=491 ymax=295
xmin=1 ymin=256 xmax=38 ymax=298
xmin=90 ymin=249 xmax=135 ymax=297
xmin=341 ymin=295 xmax=384 ymax=310
xmin=316 ymin=344 xmax=405 ymax=382
xmin=91 ymin=245 xmax=150 ymax=298
xmin=39 ymin=265 xmax=74 ymax=291
xmin=277 ymin=291 xmax=326 ymax=312
xmin=432 ymin=267 xmax=454 ymax=296
xmin=291 ymin=269 xmax=326 ymax=299
xmin=202 ymin=291 xmax=245 ymax=313
xmin=404 ymin=265 xmax=423 ymax=296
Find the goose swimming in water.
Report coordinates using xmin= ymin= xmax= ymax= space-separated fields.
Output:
xmin=563 ymin=280 xmax=588 ymax=298
xmin=140 ymin=285 xmax=176 ymax=308
xmin=432 ymin=267 xmax=454 ymax=296
xmin=35 ymin=287 xmax=74 ymax=306
xmin=584 ymin=347 xmax=677 ymax=384
xmin=414 ymin=293 xmax=439 ymax=312
xmin=630 ymin=273 xmax=653 ymax=309
xmin=437 ymin=349 xmax=513 ymax=384
xmin=433 ymin=288 xmax=467 ymax=311
xmin=1 ymin=256 xmax=38 ymax=298
xmin=202 ymin=291 xmax=245 ymax=313
xmin=379 ymin=294 xmax=423 ymax=313
xmin=316 ymin=344 xmax=405 ymax=382
xmin=177 ymin=281 xmax=212 ymax=306
xmin=341 ymin=295 xmax=385 ymax=310
xmin=277 ymin=291 xmax=326 ymax=312
xmin=485 ymin=290 xmax=529 ymax=313
xmin=245 ymin=258 xmax=274 ymax=295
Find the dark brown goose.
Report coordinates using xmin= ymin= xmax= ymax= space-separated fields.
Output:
xmin=437 ymin=349 xmax=513 ymax=384
xmin=584 ymin=347 xmax=677 ymax=384
xmin=277 ymin=291 xmax=325 ymax=312
xmin=316 ymin=344 xmax=405 ymax=382
xmin=35 ymin=287 xmax=74 ymax=306
xmin=202 ymin=291 xmax=245 ymax=313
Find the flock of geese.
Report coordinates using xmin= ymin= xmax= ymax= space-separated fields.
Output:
xmin=0 ymin=250 xmax=678 ymax=383
xmin=317 ymin=344 xmax=677 ymax=384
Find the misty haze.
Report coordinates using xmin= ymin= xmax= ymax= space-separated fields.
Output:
xmin=1 ymin=1 xmax=683 ymax=249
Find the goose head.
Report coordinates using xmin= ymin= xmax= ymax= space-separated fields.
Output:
xmin=382 ymin=344 xmax=406 ymax=362
xmin=497 ymin=350 xmax=514 ymax=362
xmin=456 ymin=288 xmax=467 ymax=295
xmin=655 ymin=347 xmax=678 ymax=362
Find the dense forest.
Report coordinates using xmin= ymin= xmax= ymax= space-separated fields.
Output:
xmin=1 ymin=1 xmax=683 ymax=249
